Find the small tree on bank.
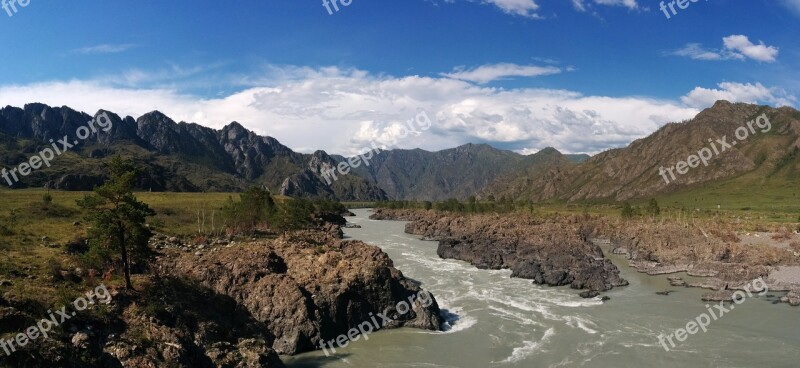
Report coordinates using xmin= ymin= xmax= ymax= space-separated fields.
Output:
xmin=221 ymin=186 xmax=277 ymax=234
xmin=273 ymin=197 xmax=314 ymax=234
xmin=620 ymin=202 xmax=635 ymax=219
xmin=647 ymin=198 xmax=661 ymax=217
xmin=221 ymin=189 xmax=320 ymax=235
xmin=78 ymin=157 xmax=155 ymax=290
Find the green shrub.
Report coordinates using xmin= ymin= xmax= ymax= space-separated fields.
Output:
xmin=621 ymin=203 xmax=635 ymax=219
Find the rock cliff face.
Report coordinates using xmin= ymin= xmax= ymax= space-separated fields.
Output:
xmin=156 ymin=231 xmax=442 ymax=355
xmin=370 ymin=209 xmax=628 ymax=292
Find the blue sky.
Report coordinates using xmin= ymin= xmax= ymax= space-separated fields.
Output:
xmin=0 ymin=0 xmax=798 ymax=155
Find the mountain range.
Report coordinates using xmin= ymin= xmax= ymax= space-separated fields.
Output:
xmin=1 ymin=101 xmax=797 ymax=202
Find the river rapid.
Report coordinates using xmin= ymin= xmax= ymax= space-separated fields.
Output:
xmin=283 ymin=209 xmax=800 ymax=368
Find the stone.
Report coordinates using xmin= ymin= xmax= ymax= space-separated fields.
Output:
xmin=579 ymin=291 xmax=600 ymax=298
xmin=72 ymin=332 xmax=90 ymax=349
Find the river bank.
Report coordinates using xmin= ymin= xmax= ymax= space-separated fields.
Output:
xmin=371 ymin=208 xmax=800 ymax=305
xmin=284 ymin=209 xmax=800 ymax=367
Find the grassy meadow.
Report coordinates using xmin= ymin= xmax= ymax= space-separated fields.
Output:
xmin=0 ymin=189 xmax=247 ymax=306
xmin=0 ymin=186 xmax=797 ymax=308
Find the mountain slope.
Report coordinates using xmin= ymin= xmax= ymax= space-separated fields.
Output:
xmin=0 ymin=103 xmax=387 ymax=200
xmin=484 ymin=101 xmax=800 ymax=202
xmin=346 ymin=143 xmax=539 ymax=201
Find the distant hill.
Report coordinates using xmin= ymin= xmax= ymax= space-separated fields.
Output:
xmin=344 ymin=143 xmax=537 ymax=201
xmin=482 ymin=101 xmax=800 ymax=202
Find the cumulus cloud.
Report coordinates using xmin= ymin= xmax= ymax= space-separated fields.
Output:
xmin=669 ymin=35 xmax=779 ymax=62
xmin=681 ymin=82 xmax=797 ymax=108
xmin=483 ymin=0 xmax=542 ymax=18
xmin=722 ymin=35 xmax=779 ymax=63
xmin=0 ymin=66 xmax=712 ymax=156
xmin=441 ymin=63 xmax=563 ymax=84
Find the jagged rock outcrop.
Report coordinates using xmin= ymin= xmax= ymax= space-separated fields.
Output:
xmin=0 ymin=277 xmax=286 ymax=368
xmin=156 ymin=232 xmax=442 ymax=355
xmin=0 ymin=230 xmax=443 ymax=366
xmin=371 ymin=209 xmax=628 ymax=292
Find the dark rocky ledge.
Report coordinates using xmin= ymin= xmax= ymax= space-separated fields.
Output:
xmin=370 ymin=209 xmax=628 ymax=292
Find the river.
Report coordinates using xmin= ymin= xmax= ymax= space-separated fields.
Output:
xmin=283 ymin=209 xmax=800 ymax=367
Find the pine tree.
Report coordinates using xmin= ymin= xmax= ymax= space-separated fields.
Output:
xmin=78 ymin=157 xmax=155 ymax=290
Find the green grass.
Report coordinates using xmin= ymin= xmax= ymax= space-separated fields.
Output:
xmin=0 ymin=189 xmax=259 ymax=314
xmin=652 ymin=169 xmax=800 ymax=223
xmin=0 ymin=189 xmax=245 ymax=242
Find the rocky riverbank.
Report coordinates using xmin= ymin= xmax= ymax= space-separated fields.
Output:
xmin=156 ymin=230 xmax=443 ymax=356
xmin=370 ymin=208 xmax=800 ymax=305
xmin=604 ymin=220 xmax=800 ymax=305
xmin=371 ymin=209 xmax=800 ymax=306
xmin=370 ymin=209 xmax=628 ymax=293
xmin=0 ymin=230 xmax=441 ymax=367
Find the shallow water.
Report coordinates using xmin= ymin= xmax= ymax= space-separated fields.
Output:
xmin=283 ymin=209 xmax=800 ymax=368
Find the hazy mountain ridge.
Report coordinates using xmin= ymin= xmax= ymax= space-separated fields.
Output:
xmin=345 ymin=143 xmax=527 ymax=201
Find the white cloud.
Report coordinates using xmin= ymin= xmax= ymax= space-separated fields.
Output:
xmin=441 ymin=63 xmax=563 ymax=84
xmin=572 ymin=0 xmax=639 ymax=11
xmin=669 ymin=35 xmax=779 ymax=63
xmin=483 ymin=0 xmax=542 ymax=18
xmin=722 ymin=35 xmax=779 ymax=63
xmin=590 ymin=0 xmax=639 ymax=9
xmin=440 ymin=0 xmax=639 ymax=18
xmin=72 ymin=44 xmax=136 ymax=55
xmin=668 ymin=43 xmax=727 ymax=61
xmin=0 ymin=66 xmax=716 ymax=156
xmin=681 ymin=82 xmax=797 ymax=108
